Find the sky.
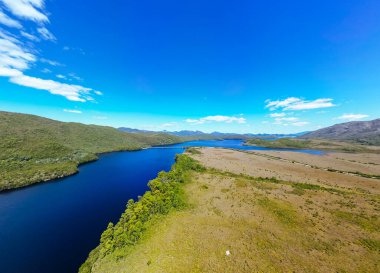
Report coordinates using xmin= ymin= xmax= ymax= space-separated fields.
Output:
xmin=0 ymin=0 xmax=379 ymax=134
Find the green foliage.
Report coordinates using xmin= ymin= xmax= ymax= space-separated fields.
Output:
xmin=0 ymin=111 xmax=182 ymax=190
xmin=359 ymin=238 xmax=380 ymax=252
xmin=80 ymin=155 xmax=204 ymax=272
xmin=186 ymin=147 xmax=201 ymax=155
xmin=333 ymin=211 xmax=380 ymax=232
xmin=257 ymin=197 xmax=299 ymax=227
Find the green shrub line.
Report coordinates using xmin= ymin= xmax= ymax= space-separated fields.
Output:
xmin=79 ymin=154 xmax=205 ymax=273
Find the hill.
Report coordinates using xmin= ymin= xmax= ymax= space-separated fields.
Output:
xmin=301 ymin=119 xmax=380 ymax=145
xmin=0 ymin=111 xmax=182 ymax=191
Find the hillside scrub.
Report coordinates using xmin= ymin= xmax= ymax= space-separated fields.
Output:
xmin=0 ymin=111 xmax=183 ymax=190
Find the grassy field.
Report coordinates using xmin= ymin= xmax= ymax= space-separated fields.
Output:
xmin=245 ymin=137 xmax=379 ymax=153
xmin=0 ymin=111 xmax=183 ymax=191
xmin=81 ymin=148 xmax=380 ymax=273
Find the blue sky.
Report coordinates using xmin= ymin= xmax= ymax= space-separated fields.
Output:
xmin=0 ymin=0 xmax=379 ymax=133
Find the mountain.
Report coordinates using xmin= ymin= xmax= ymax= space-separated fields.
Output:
xmin=301 ymin=119 xmax=380 ymax=145
xmin=0 ymin=111 xmax=182 ymax=191
xmin=118 ymin=127 xmax=307 ymax=139
xmin=164 ymin=130 xmax=206 ymax=137
xmin=118 ymin=127 xmax=155 ymax=134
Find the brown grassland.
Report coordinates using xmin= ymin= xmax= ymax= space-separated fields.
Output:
xmin=89 ymin=148 xmax=380 ymax=273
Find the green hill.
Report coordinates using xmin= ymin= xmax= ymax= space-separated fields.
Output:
xmin=0 ymin=111 xmax=182 ymax=191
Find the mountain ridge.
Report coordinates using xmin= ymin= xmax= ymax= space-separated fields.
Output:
xmin=301 ymin=118 xmax=380 ymax=145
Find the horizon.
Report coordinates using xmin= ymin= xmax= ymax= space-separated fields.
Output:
xmin=1 ymin=0 xmax=380 ymax=134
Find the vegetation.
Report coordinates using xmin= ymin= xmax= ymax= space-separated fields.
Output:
xmin=246 ymin=138 xmax=313 ymax=149
xmin=0 ymin=111 xmax=184 ymax=191
xmin=245 ymin=137 xmax=374 ymax=152
xmin=80 ymin=148 xmax=380 ymax=273
xmin=79 ymin=154 xmax=204 ymax=273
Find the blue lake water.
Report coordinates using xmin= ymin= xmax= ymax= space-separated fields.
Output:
xmin=0 ymin=139 xmax=321 ymax=273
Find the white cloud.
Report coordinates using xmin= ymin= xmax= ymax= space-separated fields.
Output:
xmin=10 ymin=74 xmax=101 ymax=102
xmin=40 ymin=58 xmax=62 ymax=66
xmin=292 ymin=121 xmax=309 ymax=126
xmin=269 ymin=113 xmax=285 ymax=117
xmin=0 ymin=66 xmax=22 ymax=77
xmin=64 ymin=109 xmax=82 ymax=114
xmin=68 ymin=72 xmax=82 ymax=81
xmin=41 ymin=67 xmax=50 ymax=73
xmin=275 ymin=117 xmax=299 ymax=122
xmin=1 ymin=0 xmax=49 ymax=23
xmin=37 ymin=27 xmax=55 ymax=41
xmin=0 ymin=8 xmax=22 ymax=28
xmin=186 ymin=115 xmax=246 ymax=125
xmin=337 ymin=114 xmax=369 ymax=121
xmin=0 ymin=1 xmax=102 ymax=102
xmin=56 ymin=74 xmax=65 ymax=79
xmin=0 ymin=34 xmax=36 ymax=72
xmin=20 ymin=31 xmax=40 ymax=41
xmin=161 ymin=122 xmax=177 ymax=127
xmin=266 ymin=97 xmax=335 ymax=111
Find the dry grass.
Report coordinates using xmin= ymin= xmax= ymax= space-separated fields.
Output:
xmin=90 ymin=148 xmax=380 ymax=273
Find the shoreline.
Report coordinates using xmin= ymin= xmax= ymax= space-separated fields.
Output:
xmin=0 ymin=137 xmax=218 ymax=193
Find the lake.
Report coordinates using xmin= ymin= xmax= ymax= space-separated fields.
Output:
xmin=0 ymin=139 xmax=321 ymax=273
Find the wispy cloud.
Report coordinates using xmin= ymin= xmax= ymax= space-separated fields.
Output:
xmin=292 ymin=121 xmax=309 ymax=126
xmin=337 ymin=114 xmax=369 ymax=121
xmin=186 ymin=115 xmax=246 ymax=125
xmin=41 ymin=68 xmax=50 ymax=73
xmin=0 ymin=1 xmax=102 ymax=102
xmin=68 ymin=72 xmax=82 ymax=81
xmin=268 ymin=112 xmax=309 ymax=127
xmin=0 ymin=33 xmax=36 ymax=73
xmin=64 ymin=109 xmax=82 ymax=114
xmin=0 ymin=8 xmax=22 ymax=28
xmin=1 ymin=0 xmax=49 ymax=23
xmin=40 ymin=58 xmax=63 ymax=66
xmin=275 ymin=117 xmax=299 ymax=122
xmin=37 ymin=27 xmax=55 ymax=41
xmin=161 ymin=122 xmax=177 ymax=127
xmin=11 ymin=74 xmax=99 ymax=102
xmin=266 ymin=97 xmax=336 ymax=111
xmin=20 ymin=31 xmax=40 ymax=41
xmin=269 ymin=113 xmax=285 ymax=117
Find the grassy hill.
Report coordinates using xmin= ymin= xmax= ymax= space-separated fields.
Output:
xmin=0 ymin=111 xmax=182 ymax=191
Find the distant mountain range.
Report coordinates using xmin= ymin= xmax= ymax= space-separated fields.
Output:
xmin=120 ymin=118 xmax=380 ymax=146
xmin=301 ymin=119 xmax=380 ymax=145
xmin=118 ymin=127 xmax=308 ymax=139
